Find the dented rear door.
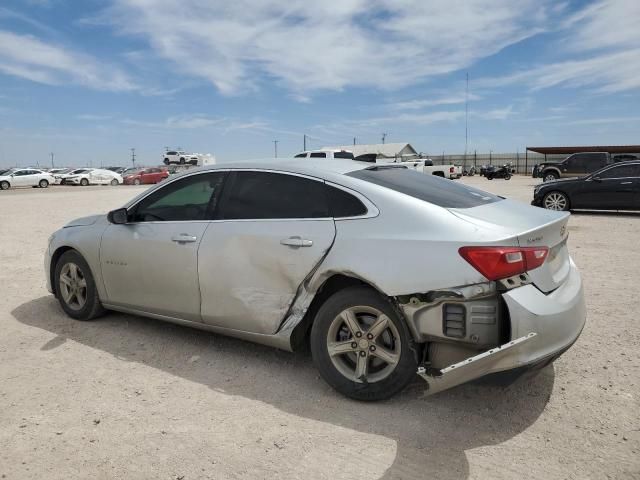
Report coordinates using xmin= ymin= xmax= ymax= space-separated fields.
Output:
xmin=198 ymin=170 xmax=336 ymax=335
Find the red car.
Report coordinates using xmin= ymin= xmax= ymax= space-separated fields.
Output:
xmin=123 ymin=167 xmax=169 ymax=185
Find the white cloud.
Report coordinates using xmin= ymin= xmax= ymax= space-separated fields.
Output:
xmin=0 ymin=30 xmax=136 ymax=91
xmin=122 ymin=114 xmax=224 ymax=129
xmin=104 ymin=0 xmax=556 ymax=95
xmin=390 ymin=93 xmax=482 ymax=110
xmin=477 ymin=0 xmax=640 ymax=94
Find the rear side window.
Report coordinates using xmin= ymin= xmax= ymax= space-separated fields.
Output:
xmin=326 ymin=185 xmax=367 ymax=217
xmin=310 ymin=152 xmax=327 ymax=158
xmin=333 ymin=151 xmax=354 ymax=159
xmin=347 ymin=167 xmax=501 ymax=208
xmin=294 ymin=153 xmax=307 ymax=158
xmin=221 ymin=171 xmax=330 ymax=219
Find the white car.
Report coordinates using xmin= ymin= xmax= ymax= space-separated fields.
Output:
xmin=163 ymin=151 xmax=199 ymax=165
xmin=0 ymin=168 xmax=55 ymax=190
xmin=61 ymin=168 xmax=123 ymax=186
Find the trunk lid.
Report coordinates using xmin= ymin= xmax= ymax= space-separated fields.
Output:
xmin=449 ymin=199 xmax=571 ymax=292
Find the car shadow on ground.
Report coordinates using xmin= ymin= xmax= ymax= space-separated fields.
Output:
xmin=13 ymin=297 xmax=555 ymax=480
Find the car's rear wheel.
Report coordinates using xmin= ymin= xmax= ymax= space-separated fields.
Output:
xmin=54 ymin=250 xmax=106 ymax=321
xmin=179 ymin=157 xmax=185 ymax=164
xmin=164 ymin=158 xmax=170 ymax=165
xmin=543 ymin=191 xmax=570 ymax=211
xmin=134 ymin=178 xmax=141 ymax=185
xmin=80 ymin=178 xmax=89 ymax=186
xmin=543 ymin=171 xmax=559 ymax=182
xmin=0 ymin=181 xmax=10 ymax=190
xmin=110 ymin=178 xmax=119 ymax=186
xmin=310 ymin=286 xmax=417 ymax=401
xmin=39 ymin=179 xmax=49 ymax=188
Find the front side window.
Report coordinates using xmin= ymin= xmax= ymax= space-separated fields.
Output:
xmin=166 ymin=151 xmax=177 ymax=155
xmin=310 ymin=152 xmax=327 ymax=158
xmin=347 ymin=166 xmax=501 ymax=208
xmin=598 ymin=164 xmax=640 ymax=179
xmin=131 ymin=172 xmax=226 ymax=222
xmin=333 ymin=151 xmax=354 ymax=159
xmin=220 ymin=171 xmax=329 ymax=219
xmin=13 ymin=170 xmax=28 ymax=176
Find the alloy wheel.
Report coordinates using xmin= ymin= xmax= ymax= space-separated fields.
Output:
xmin=59 ymin=262 xmax=87 ymax=311
xmin=327 ymin=306 xmax=401 ymax=384
xmin=544 ymin=192 xmax=568 ymax=211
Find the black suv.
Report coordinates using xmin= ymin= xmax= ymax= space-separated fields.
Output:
xmin=533 ymin=152 xmax=639 ymax=182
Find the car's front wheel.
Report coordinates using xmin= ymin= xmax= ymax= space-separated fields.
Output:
xmin=39 ymin=179 xmax=49 ymax=188
xmin=543 ymin=191 xmax=570 ymax=211
xmin=134 ymin=178 xmax=141 ymax=185
xmin=310 ymin=286 xmax=418 ymax=401
xmin=54 ymin=250 xmax=106 ymax=321
xmin=543 ymin=171 xmax=559 ymax=182
xmin=110 ymin=179 xmax=119 ymax=186
xmin=163 ymin=158 xmax=170 ymax=165
xmin=80 ymin=178 xmax=89 ymax=186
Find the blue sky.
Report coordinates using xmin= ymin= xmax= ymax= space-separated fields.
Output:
xmin=0 ymin=0 xmax=639 ymax=167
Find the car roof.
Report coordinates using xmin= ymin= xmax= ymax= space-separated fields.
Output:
xmin=198 ymin=158 xmax=373 ymax=177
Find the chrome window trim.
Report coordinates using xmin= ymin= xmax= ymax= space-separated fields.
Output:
xmin=125 ymin=168 xmax=377 ymax=224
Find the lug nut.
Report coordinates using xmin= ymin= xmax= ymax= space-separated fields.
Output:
xmin=359 ymin=351 xmax=366 ymax=357
xmin=355 ymin=332 xmax=362 ymax=338
xmin=366 ymin=333 xmax=373 ymax=340
xmin=351 ymin=342 xmax=358 ymax=349
xmin=369 ymin=345 xmax=376 ymax=352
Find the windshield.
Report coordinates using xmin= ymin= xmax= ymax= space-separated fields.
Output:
xmin=347 ymin=167 xmax=502 ymax=209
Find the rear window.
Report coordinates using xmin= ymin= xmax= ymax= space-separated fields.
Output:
xmin=347 ymin=167 xmax=501 ymax=208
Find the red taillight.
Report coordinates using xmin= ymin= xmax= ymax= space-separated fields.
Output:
xmin=450 ymin=167 xmax=455 ymax=173
xmin=459 ymin=246 xmax=549 ymax=281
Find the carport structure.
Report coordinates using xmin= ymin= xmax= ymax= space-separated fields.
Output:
xmin=526 ymin=145 xmax=640 ymax=166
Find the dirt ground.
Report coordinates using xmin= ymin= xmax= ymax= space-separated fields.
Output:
xmin=0 ymin=176 xmax=638 ymax=480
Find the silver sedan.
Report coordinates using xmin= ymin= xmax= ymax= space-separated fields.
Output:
xmin=45 ymin=159 xmax=586 ymax=400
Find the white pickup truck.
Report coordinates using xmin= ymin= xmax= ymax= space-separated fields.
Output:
xmin=294 ymin=149 xmax=461 ymax=179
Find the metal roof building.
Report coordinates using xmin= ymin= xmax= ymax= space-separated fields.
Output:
xmin=325 ymin=143 xmax=418 ymax=159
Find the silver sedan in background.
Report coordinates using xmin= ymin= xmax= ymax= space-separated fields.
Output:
xmin=45 ymin=159 xmax=585 ymax=400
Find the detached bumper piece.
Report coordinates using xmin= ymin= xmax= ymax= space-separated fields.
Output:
xmin=418 ymin=332 xmax=537 ymax=395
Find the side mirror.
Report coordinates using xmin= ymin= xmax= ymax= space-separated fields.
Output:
xmin=107 ymin=208 xmax=128 ymax=224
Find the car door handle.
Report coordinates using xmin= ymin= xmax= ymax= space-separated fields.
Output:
xmin=280 ymin=236 xmax=313 ymax=247
xmin=171 ymin=234 xmax=198 ymax=243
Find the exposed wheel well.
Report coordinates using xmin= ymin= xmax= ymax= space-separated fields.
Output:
xmin=432 ymin=171 xmax=445 ymax=177
xmin=289 ymin=274 xmax=372 ymax=351
xmin=49 ymin=246 xmax=74 ymax=296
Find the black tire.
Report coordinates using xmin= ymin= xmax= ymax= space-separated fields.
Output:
xmin=39 ymin=179 xmax=49 ymax=188
xmin=164 ymin=158 xmax=170 ymax=165
xmin=54 ymin=250 xmax=106 ymax=321
xmin=542 ymin=191 xmax=570 ymax=211
xmin=310 ymin=286 xmax=418 ymax=401
xmin=80 ymin=178 xmax=89 ymax=186
xmin=60 ymin=179 xmax=66 ymax=185
xmin=134 ymin=178 xmax=141 ymax=185
xmin=0 ymin=181 xmax=9 ymax=190
xmin=110 ymin=178 xmax=119 ymax=186
xmin=179 ymin=157 xmax=185 ymax=164
xmin=505 ymin=173 xmax=512 ymax=180
xmin=487 ymin=174 xmax=494 ymax=180
xmin=543 ymin=171 xmax=559 ymax=182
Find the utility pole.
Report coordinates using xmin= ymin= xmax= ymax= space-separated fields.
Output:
xmin=303 ymin=134 xmax=306 ymax=151
xmin=353 ymin=137 xmax=356 ymax=145
xmin=131 ymin=148 xmax=136 ymax=167
xmin=50 ymin=152 xmax=54 ymax=168
xmin=464 ymin=72 xmax=469 ymax=168
xmin=381 ymin=133 xmax=388 ymax=144
xmin=273 ymin=140 xmax=279 ymax=158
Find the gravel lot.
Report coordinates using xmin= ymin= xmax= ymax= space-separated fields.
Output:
xmin=0 ymin=177 xmax=638 ymax=480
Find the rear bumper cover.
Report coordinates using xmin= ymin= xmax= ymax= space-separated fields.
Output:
xmin=419 ymin=259 xmax=586 ymax=394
